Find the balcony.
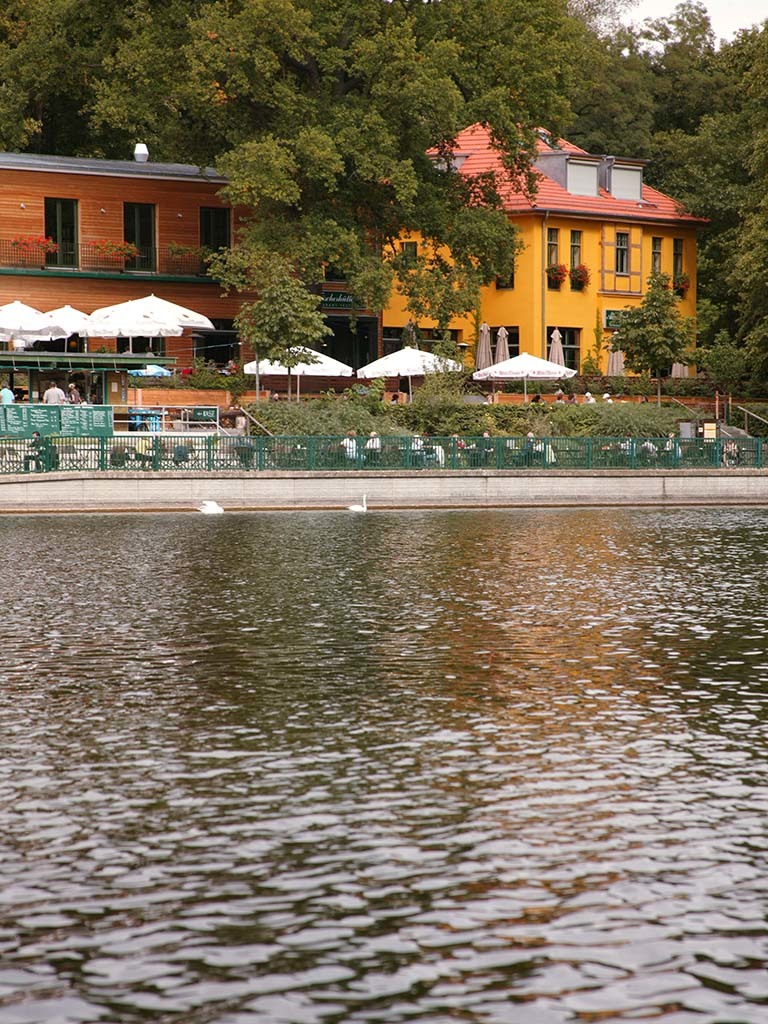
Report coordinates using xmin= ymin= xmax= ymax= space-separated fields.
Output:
xmin=0 ymin=240 xmax=211 ymax=278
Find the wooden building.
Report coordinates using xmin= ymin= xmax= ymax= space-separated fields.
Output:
xmin=0 ymin=147 xmax=249 ymax=402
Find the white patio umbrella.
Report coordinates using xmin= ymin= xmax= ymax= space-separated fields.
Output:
xmin=606 ymin=346 xmax=626 ymax=377
xmin=89 ymin=294 xmax=215 ymax=332
xmin=244 ymin=347 xmax=354 ymax=399
xmin=0 ymin=301 xmax=67 ymax=344
xmin=42 ymin=305 xmax=94 ymax=338
xmin=357 ymin=346 xmax=462 ymax=401
xmin=473 ymin=351 xmax=576 ymax=400
xmin=475 ymin=322 xmax=493 ymax=371
xmin=494 ymin=326 xmax=510 ymax=364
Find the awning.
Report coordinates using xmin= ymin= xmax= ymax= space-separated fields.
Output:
xmin=0 ymin=352 xmax=176 ymax=371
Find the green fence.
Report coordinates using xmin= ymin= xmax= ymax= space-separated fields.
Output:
xmin=0 ymin=434 xmax=763 ymax=475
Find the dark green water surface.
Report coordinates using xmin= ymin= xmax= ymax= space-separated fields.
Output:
xmin=2 ymin=508 xmax=768 ymax=1024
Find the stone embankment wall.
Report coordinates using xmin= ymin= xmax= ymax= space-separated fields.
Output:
xmin=2 ymin=470 xmax=768 ymax=513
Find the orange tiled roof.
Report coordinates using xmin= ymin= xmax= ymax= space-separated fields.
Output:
xmin=446 ymin=124 xmax=704 ymax=225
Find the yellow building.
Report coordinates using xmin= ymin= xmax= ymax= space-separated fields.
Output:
xmin=383 ymin=125 xmax=703 ymax=371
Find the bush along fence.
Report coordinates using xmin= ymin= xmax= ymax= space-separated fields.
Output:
xmin=0 ymin=434 xmax=764 ymax=474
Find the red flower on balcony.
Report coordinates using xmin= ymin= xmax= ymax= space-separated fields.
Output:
xmin=546 ymin=263 xmax=568 ymax=287
xmin=569 ymin=263 xmax=590 ymax=289
xmin=87 ymin=239 xmax=140 ymax=259
xmin=11 ymin=234 xmax=59 ymax=254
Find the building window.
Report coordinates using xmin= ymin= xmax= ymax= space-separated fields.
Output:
xmin=495 ymin=271 xmax=515 ymax=289
xmin=652 ymin=237 xmax=662 ymax=274
xmin=547 ymin=228 xmax=561 ymax=289
xmin=570 ymin=230 xmax=582 ymax=269
xmin=615 ymin=231 xmax=629 ymax=275
xmin=547 ymin=228 xmax=559 ymax=267
xmin=44 ymin=198 xmax=78 ymax=267
xmin=198 ymin=318 xmax=237 ymax=365
xmin=117 ymin=335 xmax=165 ymax=356
xmin=324 ymin=264 xmax=346 ymax=282
xmin=546 ymin=326 xmax=580 ymax=370
xmin=200 ymin=207 xmax=230 ymax=251
xmin=400 ymin=241 xmax=418 ymax=265
xmin=124 ymin=202 xmax=155 ymax=271
xmin=673 ymin=238 xmax=683 ymax=278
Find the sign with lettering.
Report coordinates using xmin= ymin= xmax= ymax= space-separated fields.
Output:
xmin=603 ymin=309 xmax=628 ymax=330
xmin=60 ymin=405 xmax=114 ymax=437
xmin=0 ymin=404 xmax=114 ymax=438
xmin=320 ymin=291 xmax=356 ymax=310
xmin=190 ymin=407 xmax=217 ymax=422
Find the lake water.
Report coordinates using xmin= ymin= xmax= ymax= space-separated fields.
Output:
xmin=3 ymin=508 xmax=768 ymax=1024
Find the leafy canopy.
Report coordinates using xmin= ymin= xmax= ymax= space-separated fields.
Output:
xmin=612 ymin=272 xmax=694 ymax=375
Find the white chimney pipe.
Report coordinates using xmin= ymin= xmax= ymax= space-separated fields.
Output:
xmin=134 ymin=143 xmax=149 ymax=163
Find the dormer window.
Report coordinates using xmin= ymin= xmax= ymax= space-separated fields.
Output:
xmin=567 ymin=160 xmax=598 ymax=196
xmin=611 ymin=165 xmax=643 ymax=201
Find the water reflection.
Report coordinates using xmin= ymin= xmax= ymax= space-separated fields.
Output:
xmin=2 ymin=508 xmax=768 ymax=1022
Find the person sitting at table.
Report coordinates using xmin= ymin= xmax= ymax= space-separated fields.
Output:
xmin=341 ymin=430 xmax=357 ymax=461
xmin=364 ymin=431 xmax=381 ymax=465
xmin=134 ymin=424 xmax=154 ymax=467
xmin=24 ymin=432 xmax=45 ymax=472
xmin=480 ymin=431 xmax=495 ymax=465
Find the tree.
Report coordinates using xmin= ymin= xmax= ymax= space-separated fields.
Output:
xmin=697 ymin=333 xmax=748 ymax=397
xmin=612 ymin=273 xmax=694 ymax=403
xmin=231 ymin=253 xmax=331 ymax=400
xmin=82 ymin=0 xmax=593 ymax=325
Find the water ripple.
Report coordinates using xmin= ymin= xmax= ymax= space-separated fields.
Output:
xmin=2 ymin=508 xmax=768 ymax=1022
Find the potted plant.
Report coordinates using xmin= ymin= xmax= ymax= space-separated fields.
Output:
xmin=546 ymin=263 xmax=568 ymax=289
xmin=10 ymin=235 xmax=59 ymax=266
xmin=86 ymin=240 xmax=140 ymax=268
xmin=569 ymin=263 xmax=590 ymax=290
xmin=166 ymin=241 xmax=210 ymax=273
xmin=673 ymin=272 xmax=690 ymax=298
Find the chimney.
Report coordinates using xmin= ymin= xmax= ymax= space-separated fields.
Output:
xmin=133 ymin=143 xmax=149 ymax=163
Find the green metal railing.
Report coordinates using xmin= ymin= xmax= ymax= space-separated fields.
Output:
xmin=0 ymin=434 xmax=763 ymax=475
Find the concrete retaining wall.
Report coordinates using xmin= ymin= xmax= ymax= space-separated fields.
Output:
xmin=3 ymin=469 xmax=768 ymax=512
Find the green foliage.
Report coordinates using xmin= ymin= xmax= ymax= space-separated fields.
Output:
xmin=243 ymin=390 xmax=689 ymax=439
xmin=229 ymin=253 xmax=331 ymax=370
xmin=244 ymin=392 xmax=401 ymax=437
xmin=696 ymin=334 xmax=748 ymax=394
xmin=612 ymin=273 xmax=694 ymax=376
xmin=546 ymin=403 xmax=682 ymax=437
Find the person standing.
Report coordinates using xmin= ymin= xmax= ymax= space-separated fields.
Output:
xmin=42 ymin=381 xmax=66 ymax=404
xmin=0 ymin=380 xmax=14 ymax=404
xmin=67 ymin=383 xmax=83 ymax=404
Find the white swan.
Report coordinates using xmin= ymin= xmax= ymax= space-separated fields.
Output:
xmin=347 ymin=494 xmax=367 ymax=513
xmin=198 ymin=500 xmax=224 ymax=514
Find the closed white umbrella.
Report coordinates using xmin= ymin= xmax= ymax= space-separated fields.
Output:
xmin=548 ymin=327 xmax=565 ymax=366
xmin=473 ymin=351 xmax=576 ymax=400
xmin=670 ymin=362 xmax=688 ymax=378
xmin=475 ymin=322 xmax=492 ymax=370
xmin=606 ymin=347 xmax=626 ymax=377
xmin=357 ymin=346 xmax=462 ymax=402
xmin=494 ymin=326 xmax=510 ymax=364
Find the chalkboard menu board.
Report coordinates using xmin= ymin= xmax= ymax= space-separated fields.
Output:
xmin=60 ymin=406 xmax=113 ymax=438
xmin=0 ymin=404 xmax=114 ymax=438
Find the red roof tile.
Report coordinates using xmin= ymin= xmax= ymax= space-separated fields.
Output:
xmin=447 ymin=124 xmax=704 ymax=225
